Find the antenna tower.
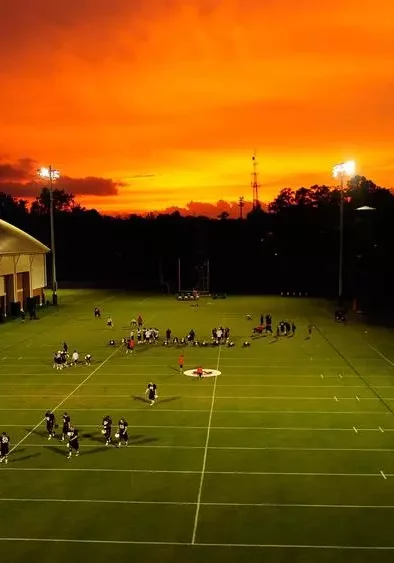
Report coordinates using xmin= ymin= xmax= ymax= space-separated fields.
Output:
xmin=251 ymin=152 xmax=260 ymax=209
xmin=238 ymin=196 xmax=245 ymax=219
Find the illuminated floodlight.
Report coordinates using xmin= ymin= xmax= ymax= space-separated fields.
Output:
xmin=37 ymin=167 xmax=60 ymax=180
xmin=333 ymin=160 xmax=356 ymax=178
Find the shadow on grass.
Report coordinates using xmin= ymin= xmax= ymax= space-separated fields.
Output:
xmin=28 ymin=428 xmax=47 ymax=439
xmin=157 ymin=396 xmax=181 ymax=404
xmin=132 ymin=436 xmax=159 ymax=445
xmin=81 ymin=447 xmax=112 ymax=456
xmin=10 ymin=452 xmax=41 ymax=464
xmin=168 ymin=365 xmax=179 ymax=372
xmin=132 ymin=395 xmax=150 ymax=404
xmin=47 ymin=445 xmax=108 ymax=457
xmin=47 ymin=445 xmax=70 ymax=457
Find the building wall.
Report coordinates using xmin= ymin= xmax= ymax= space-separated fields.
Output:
xmin=31 ymin=254 xmax=46 ymax=289
xmin=0 ymin=252 xmax=47 ymax=309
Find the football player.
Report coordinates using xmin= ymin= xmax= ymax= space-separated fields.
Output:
xmin=45 ymin=411 xmax=56 ymax=440
xmin=0 ymin=432 xmax=10 ymax=464
xmin=102 ymin=415 xmax=112 ymax=446
xmin=116 ymin=419 xmax=128 ymax=447
xmin=61 ymin=412 xmax=71 ymax=441
xmin=145 ymin=382 xmax=158 ymax=406
xmin=67 ymin=426 xmax=79 ymax=458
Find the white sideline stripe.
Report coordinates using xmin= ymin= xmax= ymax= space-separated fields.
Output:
xmin=0 ymin=383 xmax=383 ymax=388
xmin=17 ymin=444 xmax=394 ymax=452
xmin=3 ymin=468 xmax=393 ymax=477
xmin=0 ymin=538 xmax=393 ymax=550
xmin=0 ymin=409 xmax=390 ymax=414
xmin=0 ymin=395 xmax=385 ymax=400
xmin=4 ymin=425 xmax=394 ymax=432
xmin=9 ymin=346 xmax=122 ymax=455
xmin=0 ymin=373 xmax=366 ymax=379
xmin=367 ymin=343 xmax=394 ymax=368
xmin=191 ymin=343 xmax=222 ymax=544
xmin=2 ymin=498 xmax=394 ymax=509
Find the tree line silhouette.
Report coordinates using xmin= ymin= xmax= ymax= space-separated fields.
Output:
xmin=0 ymin=175 xmax=393 ymax=312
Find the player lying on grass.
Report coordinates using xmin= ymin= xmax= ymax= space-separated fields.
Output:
xmin=0 ymin=432 xmax=10 ymax=464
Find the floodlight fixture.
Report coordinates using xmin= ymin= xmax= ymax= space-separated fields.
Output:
xmin=37 ymin=165 xmax=60 ymax=304
xmin=37 ymin=167 xmax=60 ymax=180
xmin=333 ymin=160 xmax=356 ymax=179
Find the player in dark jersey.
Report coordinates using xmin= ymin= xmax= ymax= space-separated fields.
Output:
xmin=67 ymin=426 xmax=79 ymax=458
xmin=145 ymin=382 xmax=157 ymax=406
xmin=61 ymin=412 xmax=71 ymax=441
xmin=0 ymin=432 xmax=10 ymax=464
xmin=116 ymin=419 xmax=128 ymax=447
xmin=102 ymin=415 xmax=112 ymax=446
xmin=45 ymin=411 xmax=56 ymax=440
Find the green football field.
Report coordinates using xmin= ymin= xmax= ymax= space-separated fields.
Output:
xmin=1 ymin=290 xmax=394 ymax=563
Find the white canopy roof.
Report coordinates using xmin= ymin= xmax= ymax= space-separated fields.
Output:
xmin=0 ymin=219 xmax=50 ymax=256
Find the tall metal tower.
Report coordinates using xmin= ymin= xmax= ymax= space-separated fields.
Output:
xmin=251 ymin=152 xmax=260 ymax=209
xmin=238 ymin=196 xmax=245 ymax=219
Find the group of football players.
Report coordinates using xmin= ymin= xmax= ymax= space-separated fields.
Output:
xmin=53 ymin=342 xmax=92 ymax=371
xmin=44 ymin=411 xmax=129 ymax=458
xmin=1 ymin=382 xmax=159 ymax=464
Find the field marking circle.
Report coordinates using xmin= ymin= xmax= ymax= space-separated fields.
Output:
xmin=184 ymin=368 xmax=221 ymax=378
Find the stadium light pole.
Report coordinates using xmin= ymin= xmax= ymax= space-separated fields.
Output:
xmin=332 ymin=160 xmax=356 ymax=303
xmin=37 ymin=166 xmax=60 ymax=305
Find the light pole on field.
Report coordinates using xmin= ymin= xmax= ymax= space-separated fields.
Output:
xmin=37 ymin=166 xmax=60 ymax=305
xmin=332 ymin=160 xmax=356 ymax=303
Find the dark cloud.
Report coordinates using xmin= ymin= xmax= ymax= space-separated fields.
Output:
xmin=0 ymin=157 xmax=35 ymax=181
xmin=0 ymin=158 xmax=123 ymax=198
xmin=154 ymin=199 xmax=259 ymax=218
xmin=57 ymin=176 xmax=123 ymax=196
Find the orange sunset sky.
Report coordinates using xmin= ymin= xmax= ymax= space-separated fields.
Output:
xmin=1 ymin=0 xmax=394 ymax=215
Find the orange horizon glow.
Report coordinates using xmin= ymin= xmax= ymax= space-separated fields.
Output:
xmin=1 ymin=0 xmax=394 ymax=215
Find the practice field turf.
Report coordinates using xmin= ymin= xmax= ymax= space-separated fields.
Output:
xmin=1 ymin=291 xmax=394 ymax=563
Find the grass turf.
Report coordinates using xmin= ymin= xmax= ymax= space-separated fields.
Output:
xmin=0 ymin=290 xmax=394 ymax=563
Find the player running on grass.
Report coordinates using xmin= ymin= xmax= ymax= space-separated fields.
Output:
xmin=0 ymin=432 xmax=10 ymax=464
xmin=61 ymin=412 xmax=71 ymax=441
xmin=116 ymin=419 xmax=128 ymax=447
xmin=145 ymin=382 xmax=158 ymax=405
xmin=67 ymin=426 xmax=80 ymax=459
xmin=45 ymin=411 xmax=56 ymax=440
xmin=102 ymin=415 xmax=112 ymax=446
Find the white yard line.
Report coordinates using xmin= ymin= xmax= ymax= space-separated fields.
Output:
xmin=3 ymin=424 xmax=393 ymax=432
xmin=1 ymin=498 xmax=394 ymax=509
xmin=15 ymin=444 xmax=394 ymax=452
xmin=9 ymin=346 xmax=122 ymax=455
xmin=0 ymin=383 xmax=379 ymax=388
xmin=2 ymin=468 xmax=392 ymax=477
xmin=0 ymin=538 xmax=393 ymax=550
xmin=191 ymin=344 xmax=222 ymax=544
xmin=0 ymin=395 xmax=384 ymax=400
xmin=1 ymin=408 xmax=391 ymax=414
xmin=366 ymin=343 xmax=394 ymax=368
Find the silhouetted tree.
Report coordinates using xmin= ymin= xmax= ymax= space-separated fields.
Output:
xmin=31 ymin=187 xmax=75 ymax=214
xmin=0 ymin=176 xmax=393 ymax=310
